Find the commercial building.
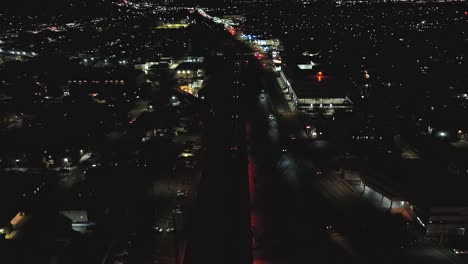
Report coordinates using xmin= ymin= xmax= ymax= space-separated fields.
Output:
xmin=426 ymin=207 xmax=468 ymax=238
xmin=181 ymin=80 xmax=204 ymax=97
xmin=284 ymin=57 xmax=353 ymax=116
xmin=59 ymin=210 xmax=95 ymax=233
xmin=63 ymin=69 xmax=145 ymax=100
xmin=175 ymin=62 xmax=205 ymax=81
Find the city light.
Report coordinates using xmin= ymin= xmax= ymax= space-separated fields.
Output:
xmin=0 ymin=3 xmax=466 ymax=263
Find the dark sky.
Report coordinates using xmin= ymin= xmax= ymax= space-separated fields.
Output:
xmin=3 ymin=0 xmax=66 ymax=10
xmin=1 ymin=0 xmax=229 ymax=13
xmin=2 ymin=0 xmax=109 ymax=16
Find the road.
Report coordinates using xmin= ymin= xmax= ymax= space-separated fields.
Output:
xmin=183 ymin=51 xmax=252 ymax=264
xmin=246 ymin=62 xmax=359 ymax=264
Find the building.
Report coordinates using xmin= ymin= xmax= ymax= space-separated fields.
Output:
xmin=66 ymin=69 xmax=144 ymax=88
xmin=59 ymin=210 xmax=95 ymax=233
xmin=180 ymin=79 xmax=204 ymax=97
xmin=426 ymin=207 xmax=468 ymax=239
xmin=63 ymin=69 xmax=145 ymax=100
xmin=284 ymin=58 xmax=353 ymax=116
xmin=175 ymin=62 xmax=204 ymax=81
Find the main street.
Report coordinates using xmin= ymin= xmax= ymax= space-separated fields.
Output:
xmin=183 ymin=16 xmax=253 ymax=263
xmin=246 ymin=58 xmax=361 ymax=264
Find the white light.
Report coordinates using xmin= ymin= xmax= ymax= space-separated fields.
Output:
xmin=438 ymin=131 xmax=447 ymax=137
xmin=297 ymin=64 xmax=313 ymax=70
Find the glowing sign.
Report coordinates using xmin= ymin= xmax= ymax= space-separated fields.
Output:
xmin=316 ymin=72 xmax=324 ymax=82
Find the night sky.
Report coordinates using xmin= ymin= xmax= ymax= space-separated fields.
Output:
xmin=2 ymin=0 xmax=108 ymax=14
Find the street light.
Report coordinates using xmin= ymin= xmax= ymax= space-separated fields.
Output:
xmin=437 ymin=131 xmax=447 ymax=137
